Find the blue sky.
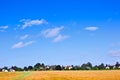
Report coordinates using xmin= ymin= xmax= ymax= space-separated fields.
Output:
xmin=0 ymin=0 xmax=120 ymax=67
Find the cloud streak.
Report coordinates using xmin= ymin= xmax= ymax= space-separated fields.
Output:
xmin=21 ymin=19 xmax=48 ymax=29
xmin=53 ymin=35 xmax=69 ymax=42
xmin=85 ymin=27 xmax=99 ymax=31
xmin=0 ymin=26 xmax=9 ymax=32
xmin=12 ymin=41 xmax=35 ymax=49
xmin=0 ymin=26 xmax=8 ymax=29
xmin=109 ymin=50 xmax=120 ymax=57
xmin=41 ymin=26 xmax=69 ymax=42
xmin=20 ymin=34 xmax=29 ymax=40
xmin=41 ymin=26 xmax=64 ymax=38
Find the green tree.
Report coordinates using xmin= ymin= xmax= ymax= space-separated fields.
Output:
xmin=28 ymin=66 xmax=33 ymax=71
xmin=98 ymin=63 xmax=105 ymax=70
xmin=24 ymin=66 xmax=28 ymax=71
xmin=92 ymin=65 xmax=98 ymax=70
xmin=3 ymin=66 xmax=8 ymax=70
xmin=34 ymin=63 xmax=41 ymax=70
xmin=86 ymin=62 xmax=92 ymax=69
xmin=115 ymin=62 xmax=120 ymax=69
xmin=0 ymin=68 xmax=2 ymax=71
xmin=81 ymin=64 xmax=86 ymax=70
xmin=55 ymin=65 xmax=62 ymax=70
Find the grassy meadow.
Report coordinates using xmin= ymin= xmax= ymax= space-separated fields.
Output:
xmin=0 ymin=70 xmax=120 ymax=80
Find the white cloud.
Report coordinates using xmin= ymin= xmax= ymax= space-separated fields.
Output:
xmin=53 ymin=35 xmax=69 ymax=42
xmin=85 ymin=27 xmax=99 ymax=31
xmin=12 ymin=41 xmax=34 ymax=49
xmin=21 ymin=19 xmax=48 ymax=29
xmin=0 ymin=26 xmax=9 ymax=32
xmin=109 ymin=50 xmax=120 ymax=57
xmin=20 ymin=34 xmax=29 ymax=40
xmin=0 ymin=26 xmax=8 ymax=29
xmin=41 ymin=26 xmax=69 ymax=42
xmin=41 ymin=26 xmax=64 ymax=38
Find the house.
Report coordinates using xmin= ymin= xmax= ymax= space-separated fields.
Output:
xmin=9 ymin=69 xmax=15 ymax=72
xmin=113 ymin=66 xmax=116 ymax=69
xmin=85 ymin=66 xmax=91 ymax=70
xmin=64 ymin=66 xmax=73 ymax=70
xmin=118 ymin=66 xmax=120 ymax=69
xmin=105 ymin=66 xmax=110 ymax=69
xmin=40 ymin=67 xmax=44 ymax=70
xmin=68 ymin=66 xmax=73 ymax=70
xmin=2 ymin=69 xmax=8 ymax=72
xmin=49 ymin=65 xmax=56 ymax=70
xmin=45 ymin=65 xmax=50 ymax=70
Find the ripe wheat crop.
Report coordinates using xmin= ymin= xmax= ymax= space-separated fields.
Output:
xmin=24 ymin=70 xmax=120 ymax=80
xmin=0 ymin=70 xmax=120 ymax=80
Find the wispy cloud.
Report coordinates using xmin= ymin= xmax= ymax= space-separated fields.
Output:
xmin=41 ymin=26 xmax=69 ymax=42
xmin=109 ymin=50 xmax=120 ymax=57
xmin=41 ymin=26 xmax=64 ymax=38
xmin=109 ymin=42 xmax=120 ymax=48
xmin=0 ymin=26 xmax=9 ymax=32
xmin=20 ymin=19 xmax=48 ymax=29
xmin=12 ymin=41 xmax=35 ymax=49
xmin=0 ymin=26 xmax=8 ymax=29
xmin=20 ymin=34 xmax=29 ymax=40
xmin=53 ymin=35 xmax=69 ymax=42
xmin=0 ymin=30 xmax=5 ymax=32
xmin=85 ymin=27 xmax=99 ymax=31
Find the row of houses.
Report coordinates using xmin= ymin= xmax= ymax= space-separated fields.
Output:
xmin=31 ymin=65 xmax=120 ymax=70
xmin=63 ymin=65 xmax=120 ymax=70
xmin=1 ymin=64 xmax=120 ymax=72
xmin=1 ymin=69 xmax=15 ymax=72
xmin=105 ymin=65 xmax=120 ymax=69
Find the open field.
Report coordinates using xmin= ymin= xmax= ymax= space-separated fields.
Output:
xmin=0 ymin=72 xmax=31 ymax=80
xmin=0 ymin=70 xmax=120 ymax=80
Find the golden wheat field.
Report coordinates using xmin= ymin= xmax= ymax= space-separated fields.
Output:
xmin=0 ymin=70 xmax=120 ymax=80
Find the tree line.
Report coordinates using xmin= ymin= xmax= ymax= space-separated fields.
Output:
xmin=0 ymin=62 xmax=120 ymax=71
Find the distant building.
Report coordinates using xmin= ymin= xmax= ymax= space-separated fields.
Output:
xmin=113 ymin=66 xmax=116 ymax=69
xmin=40 ymin=67 xmax=44 ymax=70
xmin=105 ymin=66 xmax=110 ymax=69
xmin=2 ymin=69 xmax=8 ymax=72
xmin=118 ymin=66 xmax=120 ymax=69
xmin=45 ymin=65 xmax=50 ymax=70
xmin=68 ymin=66 xmax=73 ymax=70
xmin=86 ymin=66 xmax=91 ymax=70
xmin=64 ymin=66 xmax=73 ymax=70
xmin=9 ymin=69 xmax=15 ymax=72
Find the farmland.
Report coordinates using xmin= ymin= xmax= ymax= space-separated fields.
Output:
xmin=0 ymin=72 xmax=31 ymax=80
xmin=0 ymin=70 xmax=120 ymax=80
